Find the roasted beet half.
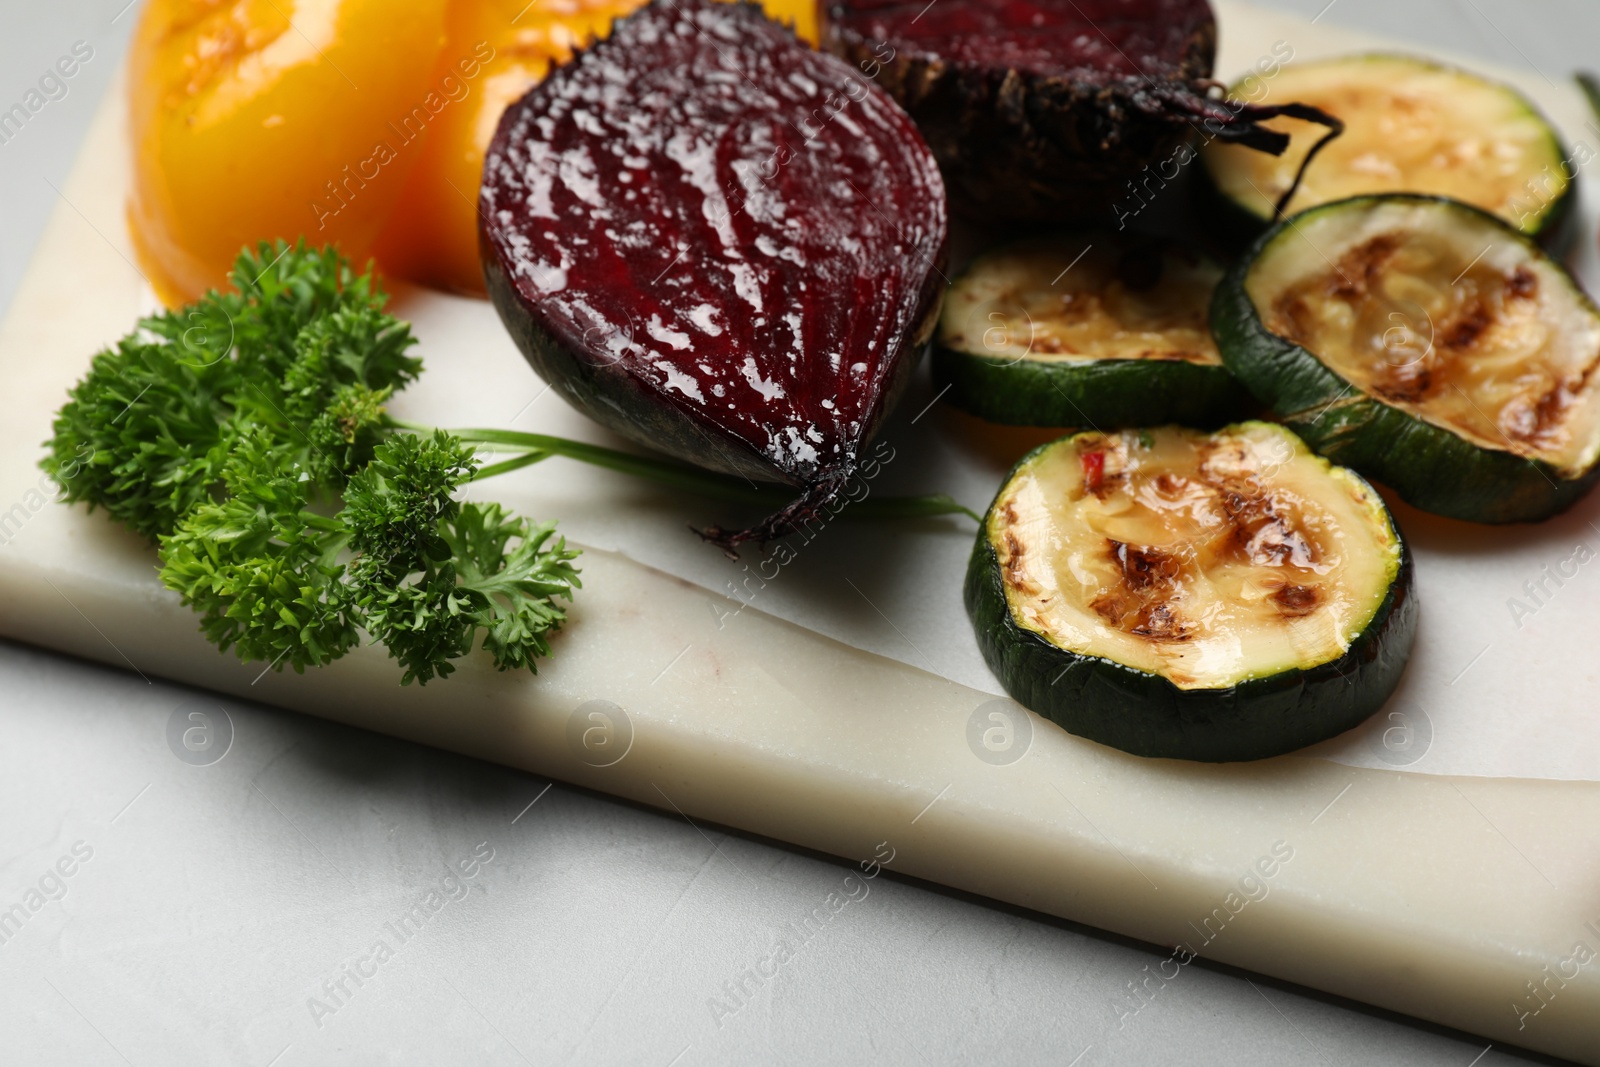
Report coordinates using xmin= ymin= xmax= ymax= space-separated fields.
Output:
xmin=480 ymin=0 xmax=947 ymax=550
xmin=823 ymin=0 xmax=1339 ymax=223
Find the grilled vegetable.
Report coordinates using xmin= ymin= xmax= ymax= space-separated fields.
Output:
xmin=1213 ymin=195 xmax=1600 ymax=523
xmin=821 ymin=0 xmax=1340 ymax=223
xmin=127 ymin=0 xmax=451 ymax=305
xmin=370 ymin=0 xmax=647 ymax=296
xmin=933 ymin=236 xmax=1251 ymax=429
xmin=370 ymin=0 xmax=822 ymax=297
xmin=481 ymin=0 xmax=947 ymax=551
xmin=1201 ymin=54 xmax=1576 ymax=250
xmin=966 ymin=423 xmax=1415 ymax=762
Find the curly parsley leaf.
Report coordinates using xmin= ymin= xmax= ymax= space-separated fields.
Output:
xmin=343 ymin=431 xmax=476 ymax=579
xmin=157 ymin=429 xmax=358 ymax=673
xmin=343 ymin=434 xmax=581 ymax=685
xmin=45 ymin=241 xmax=371 ymax=539
xmin=446 ymin=505 xmax=582 ymax=675
xmin=46 ymin=242 xmax=579 ymax=685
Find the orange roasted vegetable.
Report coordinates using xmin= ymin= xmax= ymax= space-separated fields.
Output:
xmin=764 ymin=0 xmax=820 ymax=44
xmin=373 ymin=0 xmax=821 ymax=295
xmin=370 ymin=0 xmax=643 ymax=295
xmin=129 ymin=0 xmax=820 ymax=305
xmin=128 ymin=0 xmax=450 ymax=305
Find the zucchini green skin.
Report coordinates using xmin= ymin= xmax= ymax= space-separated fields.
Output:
xmin=1212 ymin=195 xmax=1600 ymax=523
xmin=1523 ymin=167 xmax=1579 ymax=260
xmin=931 ymin=347 xmax=1254 ymax=430
xmin=1194 ymin=54 xmax=1579 ymax=257
xmin=964 ymin=442 xmax=1418 ymax=762
xmin=1194 ymin=157 xmax=1579 ymax=261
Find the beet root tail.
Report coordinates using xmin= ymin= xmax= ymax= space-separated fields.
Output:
xmin=1136 ymin=85 xmax=1345 ymax=220
xmin=696 ymin=467 xmax=856 ymax=558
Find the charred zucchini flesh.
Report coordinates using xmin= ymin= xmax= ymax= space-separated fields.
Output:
xmin=967 ymin=422 xmax=1415 ymax=762
xmin=933 ymin=237 xmax=1251 ymax=429
xmin=1214 ymin=195 xmax=1600 ymax=522
xmin=1202 ymin=54 xmax=1575 ymax=249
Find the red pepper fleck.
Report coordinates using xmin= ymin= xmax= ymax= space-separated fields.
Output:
xmin=1082 ymin=450 xmax=1105 ymax=494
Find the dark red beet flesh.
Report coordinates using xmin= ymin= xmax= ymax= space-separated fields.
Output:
xmin=480 ymin=0 xmax=948 ymax=551
xmin=837 ymin=0 xmax=1214 ymax=80
xmin=824 ymin=0 xmax=1340 ymax=222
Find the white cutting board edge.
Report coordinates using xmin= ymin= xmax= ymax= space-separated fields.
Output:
xmin=0 ymin=4 xmax=1596 ymax=1062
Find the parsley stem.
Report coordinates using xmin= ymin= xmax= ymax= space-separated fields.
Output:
xmin=388 ymin=419 xmax=981 ymax=524
xmin=470 ymin=449 xmax=553 ymax=481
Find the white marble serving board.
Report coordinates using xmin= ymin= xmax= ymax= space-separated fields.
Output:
xmin=0 ymin=4 xmax=1596 ymax=1062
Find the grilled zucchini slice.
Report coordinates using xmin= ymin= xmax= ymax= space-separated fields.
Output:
xmin=1213 ymin=194 xmax=1600 ymax=522
xmin=1201 ymin=54 xmax=1575 ymax=250
xmin=966 ymin=422 xmax=1415 ymax=762
xmin=933 ymin=237 xmax=1252 ymax=429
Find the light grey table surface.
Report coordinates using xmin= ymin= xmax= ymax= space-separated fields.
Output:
xmin=0 ymin=2 xmax=1585 ymax=1064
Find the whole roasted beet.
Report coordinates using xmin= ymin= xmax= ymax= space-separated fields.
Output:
xmin=823 ymin=0 xmax=1339 ymax=223
xmin=480 ymin=0 xmax=948 ymax=550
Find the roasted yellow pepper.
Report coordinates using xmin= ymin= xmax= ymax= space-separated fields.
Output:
xmin=370 ymin=0 xmax=644 ymax=295
xmin=130 ymin=0 xmax=821 ymax=305
xmin=373 ymin=0 xmax=820 ymax=294
xmin=128 ymin=0 xmax=451 ymax=305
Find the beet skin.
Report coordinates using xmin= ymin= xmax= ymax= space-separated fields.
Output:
xmin=480 ymin=0 xmax=948 ymax=550
xmin=824 ymin=0 xmax=1338 ymax=223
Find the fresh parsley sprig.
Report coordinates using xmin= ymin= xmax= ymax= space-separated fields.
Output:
xmin=44 ymin=241 xmax=974 ymax=685
xmin=45 ymin=242 xmax=578 ymax=684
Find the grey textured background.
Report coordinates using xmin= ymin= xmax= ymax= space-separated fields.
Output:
xmin=0 ymin=1 xmax=1584 ymax=1064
